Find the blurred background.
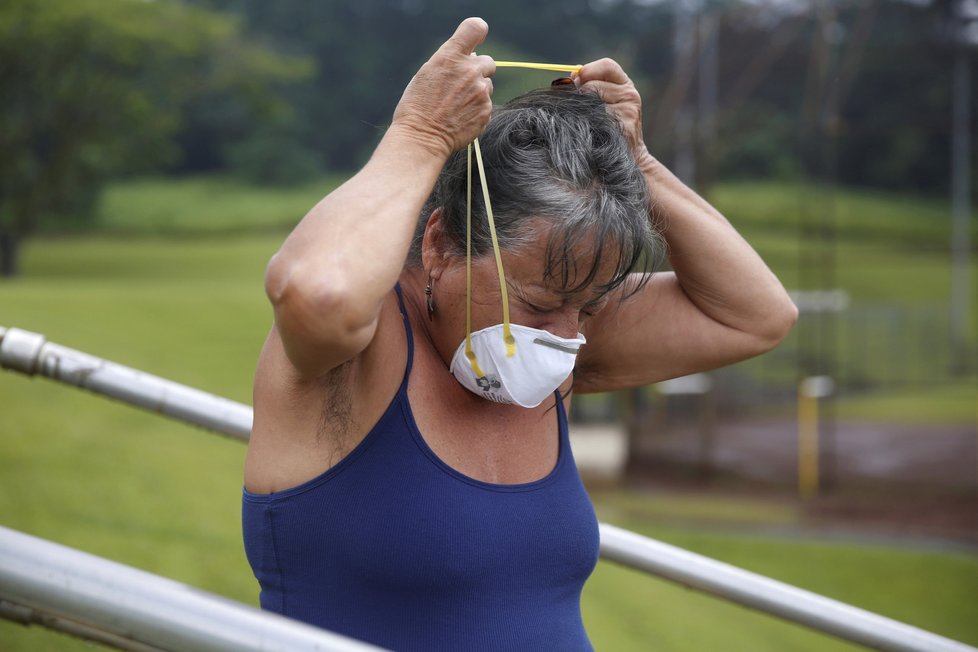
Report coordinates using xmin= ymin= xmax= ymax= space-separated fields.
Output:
xmin=1 ymin=0 xmax=976 ymax=649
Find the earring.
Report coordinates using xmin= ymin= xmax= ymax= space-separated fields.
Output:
xmin=425 ymin=277 xmax=435 ymax=321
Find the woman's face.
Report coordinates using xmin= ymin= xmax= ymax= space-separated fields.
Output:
xmin=434 ymin=220 xmax=616 ymax=345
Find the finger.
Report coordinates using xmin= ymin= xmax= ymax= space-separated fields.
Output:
xmin=441 ymin=17 xmax=489 ymax=56
xmin=577 ymin=58 xmax=630 ymax=86
xmin=472 ymin=53 xmax=496 ymax=77
xmin=579 ymin=79 xmax=639 ymax=105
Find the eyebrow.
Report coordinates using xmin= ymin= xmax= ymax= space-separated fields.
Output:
xmin=527 ymin=288 xmax=611 ymax=312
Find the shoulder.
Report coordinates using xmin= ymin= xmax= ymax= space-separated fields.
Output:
xmin=246 ymin=290 xmax=410 ymax=493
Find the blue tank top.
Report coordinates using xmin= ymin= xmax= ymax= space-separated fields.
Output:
xmin=242 ymin=286 xmax=600 ymax=651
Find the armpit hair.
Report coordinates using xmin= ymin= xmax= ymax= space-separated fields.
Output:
xmin=315 ymin=359 xmax=358 ymax=463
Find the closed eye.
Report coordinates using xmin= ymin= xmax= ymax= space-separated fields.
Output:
xmin=525 ymin=301 xmax=559 ymax=314
xmin=581 ymin=301 xmax=605 ymax=317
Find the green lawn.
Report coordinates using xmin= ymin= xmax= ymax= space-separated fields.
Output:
xmin=585 ymin=522 xmax=978 ymax=651
xmin=712 ymin=180 xmax=977 ymax=249
xmin=89 ymin=175 xmax=977 ymax=321
xmin=89 ymin=175 xmax=972 ymax=246
xmin=1 ymin=225 xmax=976 ymax=650
xmin=1 ymin=235 xmax=270 ymax=651
xmin=832 ymin=381 xmax=978 ymax=424
xmin=4 ymin=177 xmax=977 ymax=648
xmin=91 ymin=174 xmax=345 ymax=236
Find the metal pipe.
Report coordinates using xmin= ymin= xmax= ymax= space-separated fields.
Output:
xmin=949 ymin=37 xmax=972 ymax=375
xmin=599 ymin=524 xmax=975 ymax=652
xmin=0 ymin=327 xmax=251 ymax=440
xmin=3 ymin=325 xmax=976 ymax=651
xmin=0 ymin=526 xmax=384 ymax=652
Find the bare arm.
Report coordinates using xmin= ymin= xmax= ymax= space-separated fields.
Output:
xmin=265 ymin=18 xmax=496 ymax=379
xmin=574 ymin=59 xmax=797 ymax=392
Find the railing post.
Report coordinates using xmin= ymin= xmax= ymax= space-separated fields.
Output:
xmin=798 ymin=375 xmax=834 ymax=498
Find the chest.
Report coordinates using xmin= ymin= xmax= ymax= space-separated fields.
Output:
xmin=272 ymin=438 xmax=601 ymax=599
xmin=406 ymin=341 xmax=565 ymax=485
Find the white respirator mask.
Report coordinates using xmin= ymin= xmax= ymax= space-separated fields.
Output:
xmin=450 ymin=323 xmax=585 ymax=408
xmin=447 ymin=139 xmax=585 ymax=408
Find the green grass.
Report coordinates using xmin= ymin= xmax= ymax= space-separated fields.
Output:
xmin=92 ymin=174 xmax=345 ymax=235
xmin=89 ymin=176 xmax=978 ymax=355
xmin=589 ymin=487 xmax=803 ymax=527
xmin=88 ymin=175 xmax=978 ymax=324
xmin=0 ymin=236 xmax=272 ymax=650
xmin=712 ymin=180 xmax=977 ymax=249
xmin=2 ymin=178 xmax=977 ymax=648
xmin=713 ymin=181 xmax=978 ymax=338
xmin=711 ymin=180 xmax=977 ymax=406
xmin=2 ymin=229 xmax=977 ymax=650
xmin=737 ymin=378 xmax=978 ymax=425
xmin=586 ymin=489 xmax=978 ymax=650
xmin=832 ymin=381 xmax=978 ymax=425
xmin=584 ymin=521 xmax=978 ymax=651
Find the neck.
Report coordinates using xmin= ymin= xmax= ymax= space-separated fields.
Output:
xmin=398 ymin=269 xmax=454 ymax=370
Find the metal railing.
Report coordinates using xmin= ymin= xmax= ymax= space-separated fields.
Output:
xmin=0 ymin=526 xmax=384 ymax=652
xmin=599 ymin=525 xmax=974 ymax=652
xmin=2 ymin=326 xmax=975 ymax=652
xmin=0 ymin=326 xmax=251 ymax=440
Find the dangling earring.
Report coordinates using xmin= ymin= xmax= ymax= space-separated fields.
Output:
xmin=425 ymin=276 xmax=435 ymax=321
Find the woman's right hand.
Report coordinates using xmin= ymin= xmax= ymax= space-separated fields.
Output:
xmin=391 ymin=17 xmax=496 ymax=159
xmin=263 ymin=22 xmax=494 ymax=383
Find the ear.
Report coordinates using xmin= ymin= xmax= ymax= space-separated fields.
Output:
xmin=420 ymin=207 xmax=453 ymax=280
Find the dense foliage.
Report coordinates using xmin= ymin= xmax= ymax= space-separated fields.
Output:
xmin=1 ymin=0 xmax=974 ymax=276
xmin=188 ymin=0 xmax=975 ymax=195
xmin=0 ymin=0 xmax=309 ymax=275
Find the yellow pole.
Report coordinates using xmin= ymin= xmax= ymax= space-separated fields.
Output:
xmin=798 ymin=381 xmax=820 ymax=499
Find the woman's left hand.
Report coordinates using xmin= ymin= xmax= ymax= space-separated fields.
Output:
xmin=575 ymin=59 xmax=653 ymax=169
xmin=571 ymin=63 xmax=798 ymax=395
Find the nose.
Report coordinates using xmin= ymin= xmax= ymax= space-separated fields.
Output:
xmin=542 ymin=308 xmax=580 ymax=340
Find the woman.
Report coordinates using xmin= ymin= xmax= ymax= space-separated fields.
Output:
xmin=242 ymin=17 xmax=797 ymax=651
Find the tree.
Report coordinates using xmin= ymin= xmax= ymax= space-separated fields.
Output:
xmin=191 ymin=0 xmax=660 ymax=171
xmin=0 ymin=0 xmax=310 ymax=277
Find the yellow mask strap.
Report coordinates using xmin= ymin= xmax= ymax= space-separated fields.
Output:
xmin=464 ymin=145 xmax=486 ymax=377
xmin=463 ymin=61 xmax=582 ymax=376
xmin=495 ymin=62 xmax=582 ymax=73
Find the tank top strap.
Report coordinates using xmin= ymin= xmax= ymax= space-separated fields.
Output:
xmin=393 ymin=283 xmax=414 ymax=390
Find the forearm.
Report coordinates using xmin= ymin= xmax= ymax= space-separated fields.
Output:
xmin=268 ymin=127 xmax=444 ymax=315
xmin=640 ymin=155 xmax=797 ymax=342
xmin=263 ymin=127 xmax=446 ymax=374
xmin=261 ymin=18 xmax=494 ymax=378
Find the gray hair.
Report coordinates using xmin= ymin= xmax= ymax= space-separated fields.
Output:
xmin=409 ymin=87 xmax=663 ymax=297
